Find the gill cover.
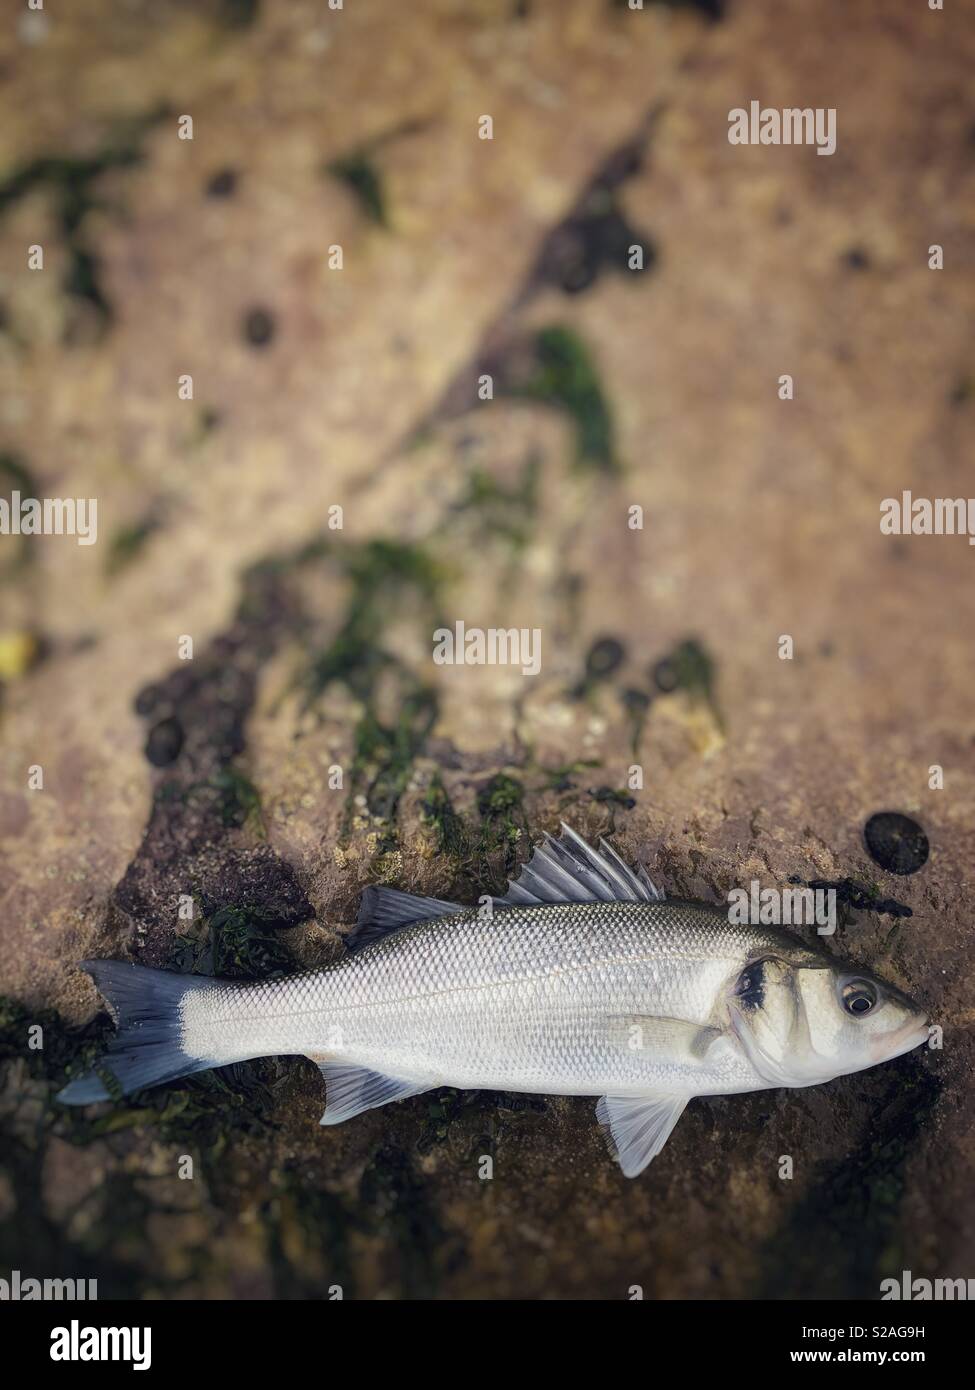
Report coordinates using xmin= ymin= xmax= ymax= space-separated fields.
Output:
xmin=729 ymin=956 xmax=829 ymax=1089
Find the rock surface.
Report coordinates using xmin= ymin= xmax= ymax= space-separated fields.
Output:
xmin=0 ymin=0 xmax=972 ymax=1299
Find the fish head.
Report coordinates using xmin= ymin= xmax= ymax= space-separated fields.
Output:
xmin=728 ymin=953 xmax=929 ymax=1088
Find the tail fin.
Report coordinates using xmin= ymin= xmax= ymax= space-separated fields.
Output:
xmin=57 ymin=961 xmax=216 ymax=1105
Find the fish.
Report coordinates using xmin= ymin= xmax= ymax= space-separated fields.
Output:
xmin=56 ymin=824 xmax=930 ymax=1177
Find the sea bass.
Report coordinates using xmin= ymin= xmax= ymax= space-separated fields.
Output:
xmin=58 ymin=825 xmax=930 ymax=1176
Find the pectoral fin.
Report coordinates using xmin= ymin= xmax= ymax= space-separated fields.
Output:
xmin=606 ymin=1015 xmax=723 ymax=1061
xmin=313 ymin=1060 xmax=437 ymax=1125
xmin=596 ymin=1092 xmax=689 ymax=1177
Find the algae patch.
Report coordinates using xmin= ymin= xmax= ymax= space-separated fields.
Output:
xmin=0 ymin=109 xmax=166 ymax=337
xmin=292 ymin=540 xmax=445 ymax=830
xmin=326 ymin=151 xmax=387 ymax=227
xmin=510 ymin=327 xmax=616 ymax=473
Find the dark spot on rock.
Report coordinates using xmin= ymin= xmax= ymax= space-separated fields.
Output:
xmin=586 ymin=636 xmax=625 ymax=679
xmin=62 ymin=247 xmax=113 ymax=337
xmin=570 ymin=635 xmax=625 ymax=697
xmin=653 ymin=657 xmax=679 ymax=692
xmin=588 ymin=786 xmax=636 ymax=809
xmin=621 ymin=687 xmax=651 ymax=712
xmin=863 ymin=812 xmax=929 ymax=875
xmin=612 ymin=0 xmax=724 ymax=18
xmin=948 ymin=377 xmax=971 ymax=407
xmin=220 ymin=0 xmax=260 ymax=27
xmin=843 ymin=246 xmax=871 ymax=271
xmin=667 ymin=0 xmax=725 ymax=17
xmin=549 ymin=212 xmax=653 ymax=294
xmin=522 ymin=117 xmax=657 ymax=301
xmin=145 ymin=717 xmax=184 ymax=767
xmin=620 ymin=686 xmax=652 ymax=752
xmin=134 ymin=684 xmax=163 ymax=717
xmin=243 ymin=307 xmax=275 ymax=347
xmin=206 ymin=168 xmax=238 ymax=198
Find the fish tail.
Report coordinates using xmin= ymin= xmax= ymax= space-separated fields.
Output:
xmin=56 ymin=960 xmax=220 ymax=1105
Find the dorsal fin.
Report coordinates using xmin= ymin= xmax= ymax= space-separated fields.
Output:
xmin=495 ymin=822 xmax=665 ymax=907
xmin=345 ymin=886 xmax=465 ymax=953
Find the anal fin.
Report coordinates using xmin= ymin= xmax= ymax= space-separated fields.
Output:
xmin=313 ymin=1059 xmax=437 ymax=1125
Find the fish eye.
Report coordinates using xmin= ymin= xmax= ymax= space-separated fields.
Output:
xmin=842 ymin=980 xmax=877 ymax=1017
xmin=735 ymin=961 xmax=765 ymax=1010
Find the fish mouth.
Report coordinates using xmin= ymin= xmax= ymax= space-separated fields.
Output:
xmin=874 ymin=1016 xmax=930 ymax=1064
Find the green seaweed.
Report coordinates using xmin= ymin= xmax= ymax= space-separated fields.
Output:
xmin=0 ymin=453 xmax=39 ymax=575
xmin=296 ymin=540 xmax=441 ymax=708
xmin=210 ymin=766 xmax=265 ymax=831
xmin=473 ymin=773 xmax=526 ymax=881
xmin=654 ymin=636 xmax=724 ymax=730
xmin=174 ymin=766 xmax=266 ymax=833
xmin=421 ymin=774 xmax=467 ymax=856
xmin=326 ymin=151 xmax=387 ymax=227
xmin=292 ymin=540 xmax=444 ymax=831
xmin=477 ymin=772 xmax=523 ymax=821
xmin=512 ymin=326 xmax=616 ymax=472
xmin=0 ymin=109 xmax=166 ymax=334
xmin=537 ymin=758 xmax=601 ymax=792
xmin=105 ymin=515 xmax=160 ymax=576
xmin=448 ymin=455 xmax=540 ymax=550
xmin=170 ymin=903 xmax=298 ymax=979
xmin=354 ymin=686 xmax=438 ymax=827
